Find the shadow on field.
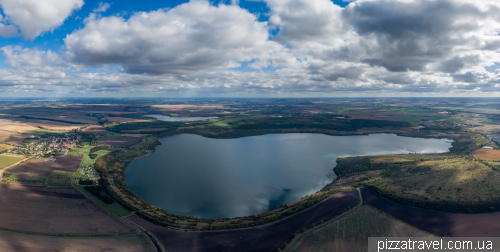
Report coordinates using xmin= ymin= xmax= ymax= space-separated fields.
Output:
xmin=127 ymin=190 xmax=360 ymax=252
xmin=361 ymin=188 xmax=500 ymax=237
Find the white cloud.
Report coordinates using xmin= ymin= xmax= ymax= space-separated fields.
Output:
xmin=65 ymin=0 xmax=294 ymax=74
xmin=93 ymin=2 xmax=110 ymax=13
xmin=1 ymin=0 xmax=500 ymax=96
xmin=0 ymin=0 xmax=84 ymax=40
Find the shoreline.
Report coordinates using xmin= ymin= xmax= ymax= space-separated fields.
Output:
xmin=96 ymin=128 xmax=460 ymax=230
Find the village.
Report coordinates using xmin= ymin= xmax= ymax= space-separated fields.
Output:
xmin=416 ymin=120 xmax=471 ymax=128
xmin=7 ymin=133 xmax=82 ymax=158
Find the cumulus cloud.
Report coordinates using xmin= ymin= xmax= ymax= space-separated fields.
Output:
xmin=93 ymin=2 xmax=110 ymax=13
xmin=0 ymin=0 xmax=84 ymax=40
xmin=1 ymin=0 xmax=500 ymax=96
xmin=0 ymin=14 xmax=17 ymax=38
xmin=65 ymin=0 xmax=294 ymax=74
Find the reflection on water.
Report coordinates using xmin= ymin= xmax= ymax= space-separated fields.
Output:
xmin=143 ymin=114 xmax=218 ymax=122
xmin=125 ymin=133 xmax=452 ymax=219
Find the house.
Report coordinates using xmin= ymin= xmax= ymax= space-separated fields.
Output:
xmin=483 ymin=146 xmax=494 ymax=149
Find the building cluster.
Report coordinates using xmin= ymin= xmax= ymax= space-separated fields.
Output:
xmin=490 ymin=134 xmax=500 ymax=145
xmin=416 ymin=120 xmax=470 ymax=128
xmin=8 ymin=133 xmax=82 ymax=158
xmin=81 ymin=164 xmax=99 ymax=179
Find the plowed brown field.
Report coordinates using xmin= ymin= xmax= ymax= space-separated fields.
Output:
xmin=473 ymin=148 xmax=500 ymax=161
xmin=0 ymin=231 xmax=155 ymax=252
xmin=0 ymin=184 xmax=135 ymax=235
xmin=7 ymin=155 xmax=82 ymax=179
xmin=98 ymin=136 xmax=141 ymax=148
xmin=82 ymin=125 xmax=108 ymax=135
xmin=361 ymin=188 xmax=500 ymax=237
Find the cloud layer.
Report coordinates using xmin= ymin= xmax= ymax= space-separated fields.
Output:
xmin=1 ymin=0 xmax=500 ymax=96
xmin=0 ymin=0 xmax=83 ymax=40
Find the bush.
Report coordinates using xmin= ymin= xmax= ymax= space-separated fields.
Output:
xmin=79 ymin=179 xmax=94 ymax=185
xmin=84 ymin=186 xmax=114 ymax=204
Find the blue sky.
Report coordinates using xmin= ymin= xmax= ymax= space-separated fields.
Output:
xmin=0 ymin=0 xmax=499 ymax=97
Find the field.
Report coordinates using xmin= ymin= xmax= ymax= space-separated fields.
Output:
xmin=6 ymin=155 xmax=83 ymax=180
xmin=0 ymin=130 xmax=29 ymax=145
xmin=0 ymin=118 xmax=85 ymax=133
xmin=472 ymin=148 xmax=500 ymax=161
xmin=471 ymin=125 xmax=500 ymax=132
xmin=0 ymin=183 xmax=135 ymax=235
xmin=103 ymin=117 xmax=145 ymax=123
xmin=0 ymin=154 xmax=24 ymax=170
xmin=122 ymin=128 xmax=167 ymax=133
xmin=476 ymin=136 xmax=488 ymax=146
xmin=0 ymin=230 xmax=155 ymax=252
xmin=82 ymin=125 xmax=108 ymax=135
xmin=0 ymin=143 xmax=14 ymax=152
xmin=93 ymin=148 xmax=115 ymax=157
xmin=286 ymin=205 xmax=434 ymax=252
xmin=104 ymin=131 xmax=122 ymax=137
xmin=362 ymin=188 xmax=500 ymax=237
xmin=45 ymin=170 xmax=73 ymax=186
xmin=126 ymin=190 xmax=360 ymax=252
xmin=97 ymin=136 xmax=142 ymax=148
xmin=122 ymin=133 xmax=149 ymax=137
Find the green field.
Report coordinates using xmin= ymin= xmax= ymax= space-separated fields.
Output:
xmin=209 ymin=119 xmax=230 ymax=127
xmin=286 ymin=205 xmax=434 ymax=252
xmin=26 ymin=128 xmax=72 ymax=134
xmin=477 ymin=137 xmax=488 ymax=146
xmin=93 ymin=148 xmax=116 ymax=157
xmin=46 ymin=170 xmax=73 ymax=187
xmin=105 ymin=132 xmax=122 ymax=137
xmin=0 ymin=155 xmax=24 ymax=169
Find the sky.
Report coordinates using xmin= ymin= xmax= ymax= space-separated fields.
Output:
xmin=0 ymin=0 xmax=499 ymax=97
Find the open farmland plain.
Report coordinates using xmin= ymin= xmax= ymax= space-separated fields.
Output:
xmin=2 ymin=98 xmax=500 ymax=251
xmin=0 ymin=130 xmax=29 ymax=145
xmin=286 ymin=205 xmax=435 ymax=252
xmin=6 ymin=155 xmax=82 ymax=181
xmin=0 ymin=118 xmax=85 ymax=133
xmin=0 ymin=183 xmax=135 ymax=235
xmin=0 ymin=230 xmax=155 ymax=252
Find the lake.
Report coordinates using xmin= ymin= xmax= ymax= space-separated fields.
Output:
xmin=125 ymin=133 xmax=452 ymax=219
xmin=144 ymin=114 xmax=218 ymax=122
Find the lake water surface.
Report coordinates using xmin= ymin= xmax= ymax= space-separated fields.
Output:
xmin=125 ymin=133 xmax=452 ymax=219
xmin=144 ymin=114 xmax=218 ymax=122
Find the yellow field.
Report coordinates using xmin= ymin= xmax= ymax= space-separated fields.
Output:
xmin=0 ymin=118 xmax=85 ymax=133
xmin=0 ymin=144 xmax=14 ymax=152
xmin=0 ymin=154 xmax=24 ymax=170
